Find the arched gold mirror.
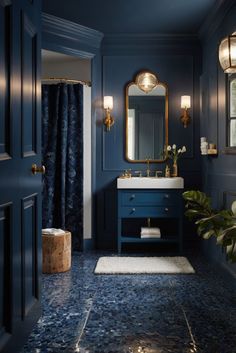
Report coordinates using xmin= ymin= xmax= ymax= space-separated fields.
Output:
xmin=125 ymin=71 xmax=168 ymax=162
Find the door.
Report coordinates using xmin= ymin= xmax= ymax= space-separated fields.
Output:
xmin=0 ymin=0 xmax=42 ymax=352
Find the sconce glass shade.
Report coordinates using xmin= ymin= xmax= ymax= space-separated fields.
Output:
xmin=136 ymin=72 xmax=158 ymax=93
xmin=219 ymin=34 xmax=236 ymax=73
xmin=103 ymin=96 xmax=113 ymax=110
xmin=181 ymin=95 xmax=191 ymax=109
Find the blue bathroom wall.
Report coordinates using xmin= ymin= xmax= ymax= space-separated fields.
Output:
xmin=96 ymin=35 xmax=202 ymax=249
xmin=199 ymin=0 xmax=236 ymax=274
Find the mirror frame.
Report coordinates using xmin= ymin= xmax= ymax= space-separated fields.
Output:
xmin=224 ymin=73 xmax=236 ymax=154
xmin=125 ymin=71 xmax=168 ymax=163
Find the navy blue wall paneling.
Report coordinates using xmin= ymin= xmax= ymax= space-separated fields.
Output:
xmin=96 ymin=38 xmax=202 ymax=249
xmin=200 ymin=2 xmax=236 ymax=274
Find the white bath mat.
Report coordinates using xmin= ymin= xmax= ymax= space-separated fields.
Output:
xmin=94 ymin=256 xmax=195 ymax=274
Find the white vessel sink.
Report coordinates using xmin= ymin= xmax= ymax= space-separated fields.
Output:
xmin=117 ymin=177 xmax=184 ymax=189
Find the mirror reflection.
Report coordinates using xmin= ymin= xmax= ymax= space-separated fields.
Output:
xmin=126 ymin=71 xmax=168 ymax=162
xmin=229 ymin=75 xmax=236 ymax=146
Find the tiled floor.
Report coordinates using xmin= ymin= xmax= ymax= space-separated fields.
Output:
xmin=21 ymin=251 xmax=236 ymax=353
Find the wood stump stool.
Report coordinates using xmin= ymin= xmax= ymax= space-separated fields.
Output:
xmin=42 ymin=231 xmax=71 ymax=273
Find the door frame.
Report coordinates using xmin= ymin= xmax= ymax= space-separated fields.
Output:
xmin=42 ymin=13 xmax=103 ymax=250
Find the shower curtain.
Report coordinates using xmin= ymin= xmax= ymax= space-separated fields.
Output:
xmin=42 ymin=83 xmax=83 ymax=250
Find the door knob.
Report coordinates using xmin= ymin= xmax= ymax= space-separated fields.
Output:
xmin=31 ymin=164 xmax=45 ymax=175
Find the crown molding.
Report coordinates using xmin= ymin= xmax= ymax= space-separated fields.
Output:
xmin=199 ymin=0 xmax=236 ymax=41
xmin=102 ymin=33 xmax=200 ymax=54
xmin=42 ymin=12 xmax=104 ymax=52
xmin=103 ymin=33 xmax=199 ymax=44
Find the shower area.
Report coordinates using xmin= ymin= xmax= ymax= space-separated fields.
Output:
xmin=41 ymin=49 xmax=92 ymax=250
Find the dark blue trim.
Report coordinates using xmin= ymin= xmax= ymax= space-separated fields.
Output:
xmin=42 ymin=42 xmax=95 ymax=59
xmin=42 ymin=13 xmax=103 ymax=49
xmin=83 ymin=239 xmax=94 ymax=251
xmin=42 ymin=12 xmax=103 ymax=58
xmin=202 ymin=240 xmax=236 ymax=289
xmin=102 ymin=33 xmax=200 ymax=55
xmin=42 ymin=13 xmax=103 ymax=251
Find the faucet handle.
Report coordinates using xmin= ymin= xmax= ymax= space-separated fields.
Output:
xmin=155 ymin=171 xmax=162 ymax=178
xmin=124 ymin=169 xmax=132 ymax=178
xmin=134 ymin=171 xmax=142 ymax=177
xmin=120 ymin=169 xmax=132 ymax=178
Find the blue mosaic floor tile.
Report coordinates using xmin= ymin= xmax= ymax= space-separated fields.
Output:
xmin=20 ymin=251 xmax=236 ymax=353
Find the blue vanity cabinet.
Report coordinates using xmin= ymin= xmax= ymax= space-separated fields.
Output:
xmin=117 ymin=189 xmax=183 ymax=253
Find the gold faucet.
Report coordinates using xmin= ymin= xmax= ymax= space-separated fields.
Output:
xmin=125 ymin=169 xmax=132 ymax=178
xmin=155 ymin=171 xmax=162 ymax=178
xmin=127 ymin=169 xmax=132 ymax=178
xmin=134 ymin=171 xmax=142 ymax=177
xmin=146 ymin=158 xmax=150 ymax=177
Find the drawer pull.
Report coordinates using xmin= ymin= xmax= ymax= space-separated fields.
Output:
xmin=131 ymin=208 xmax=136 ymax=213
xmin=130 ymin=194 xmax=135 ymax=200
xmin=165 ymin=207 xmax=169 ymax=212
xmin=164 ymin=194 xmax=170 ymax=199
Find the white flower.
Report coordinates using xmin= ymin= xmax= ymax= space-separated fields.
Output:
xmin=167 ymin=145 xmax=171 ymax=151
xmin=178 ymin=149 xmax=182 ymax=153
xmin=172 ymin=144 xmax=176 ymax=150
xmin=181 ymin=146 xmax=186 ymax=152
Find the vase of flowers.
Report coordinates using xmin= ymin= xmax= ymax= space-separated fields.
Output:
xmin=165 ymin=144 xmax=186 ymax=177
xmin=172 ymin=161 xmax=178 ymax=177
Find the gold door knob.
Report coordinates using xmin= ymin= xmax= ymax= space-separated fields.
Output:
xmin=31 ymin=164 xmax=46 ymax=175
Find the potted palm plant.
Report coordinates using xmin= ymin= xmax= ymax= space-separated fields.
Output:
xmin=183 ymin=190 xmax=236 ymax=263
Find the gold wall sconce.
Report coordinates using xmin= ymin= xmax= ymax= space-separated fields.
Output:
xmin=219 ymin=33 xmax=236 ymax=73
xmin=180 ymin=95 xmax=191 ymax=128
xmin=103 ymin=96 xmax=114 ymax=131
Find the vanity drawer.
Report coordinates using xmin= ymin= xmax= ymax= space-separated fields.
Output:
xmin=120 ymin=191 xmax=180 ymax=206
xmin=119 ymin=206 xmax=178 ymax=218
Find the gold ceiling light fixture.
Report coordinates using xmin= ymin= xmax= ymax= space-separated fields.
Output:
xmin=219 ymin=32 xmax=236 ymax=73
xmin=136 ymin=72 xmax=158 ymax=93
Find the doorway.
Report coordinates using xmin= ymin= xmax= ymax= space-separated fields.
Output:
xmin=41 ymin=49 xmax=92 ymax=250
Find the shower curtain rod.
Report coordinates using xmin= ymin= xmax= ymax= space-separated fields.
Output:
xmin=41 ymin=77 xmax=91 ymax=86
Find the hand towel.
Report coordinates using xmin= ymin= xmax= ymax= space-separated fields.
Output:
xmin=42 ymin=228 xmax=65 ymax=236
xmin=141 ymin=233 xmax=161 ymax=238
xmin=140 ymin=227 xmax=161 ymax=235
xmin=140 ymin=227 xmax=161 ymax=238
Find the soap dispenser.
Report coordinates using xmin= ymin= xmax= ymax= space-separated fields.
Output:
xmin=165 ymin=165 xmax=170 ymax=177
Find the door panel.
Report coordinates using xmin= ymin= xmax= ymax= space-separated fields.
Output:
xmin=0 ymin=0 xmax=42 ymax=352
xmin=21 ymin=12 xmax=37 ymax=157
xmin=0 ymin=203 xmax=12 ymax=350
xmin=21 ymin=195 xmax=38 ymax=319
xmin=0 ymin=3 xmax=11 ymax=161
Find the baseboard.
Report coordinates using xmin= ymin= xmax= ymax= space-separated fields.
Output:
xmin=201 ymin=240 xmax=236 ymax=290
xmin=1 ymin=302 xmax=41 ymax=353
xmin=83 ymin=238 xmax=94 ymax=251
xmin=220 ymin=262 xmax=236 ymax=289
